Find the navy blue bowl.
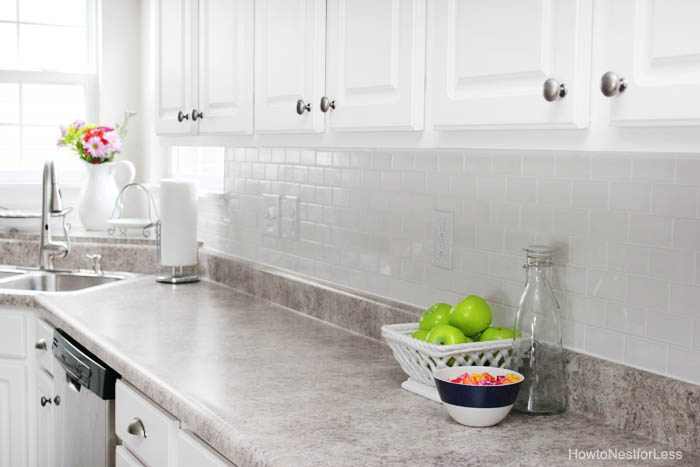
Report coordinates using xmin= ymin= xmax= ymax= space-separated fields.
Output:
xmin=433 ymin=366 xmax=524 ymax=427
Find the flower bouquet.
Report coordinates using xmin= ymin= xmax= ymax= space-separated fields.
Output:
xmin=57 ymin=111 xmax=136 ymax=164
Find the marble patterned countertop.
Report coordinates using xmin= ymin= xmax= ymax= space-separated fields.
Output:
xmin=34 ymin=278 xmax=698 ymax=467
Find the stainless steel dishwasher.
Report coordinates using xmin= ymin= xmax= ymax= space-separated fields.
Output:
xmin=52 ymin=329 xmax=119 ymax=467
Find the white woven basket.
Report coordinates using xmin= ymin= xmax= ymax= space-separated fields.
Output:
xmin=381 ymin=323 xmax=513 ymax=401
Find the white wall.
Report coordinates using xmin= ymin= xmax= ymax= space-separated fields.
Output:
xmin=198 ymin=148 xmax=700 ymax=386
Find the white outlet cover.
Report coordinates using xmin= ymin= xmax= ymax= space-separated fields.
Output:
xmin=432 ymin=210 xmax=454 ymax=270
xmin=262 ymin=194 xmax=280 ymax=237
xmin=281 ymin=196 xmax=299 ymax=239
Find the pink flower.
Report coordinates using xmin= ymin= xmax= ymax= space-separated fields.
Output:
xmin=85 ymin=136 xmax=106 ymax=158
xmin=60 ymin=125 xmax=67 ymax=137
xmin=103 ymin=131 xmax=121 ymax=152
xmin=72 ymin=119 xmax=85 ymax=130
xmin=56 ymin=139 xmax=65 ymax=147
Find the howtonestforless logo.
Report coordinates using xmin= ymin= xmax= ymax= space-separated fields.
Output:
xmin=568 ymin=448 xmax=683 ymax=461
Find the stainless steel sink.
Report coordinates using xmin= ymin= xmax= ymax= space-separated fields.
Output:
xmin=0 ymin=270 xmax=131 ymax=292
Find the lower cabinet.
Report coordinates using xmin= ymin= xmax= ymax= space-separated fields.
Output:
xmin=115 ymin=376 xmax=237 ymax=467
xmin=34 ymin=368 xmax=56 ymax=467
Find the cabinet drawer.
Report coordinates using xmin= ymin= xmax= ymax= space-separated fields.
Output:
xmin=35 ymin=319 xmax=54 ymax=374
xmin=116 ymin=446 xmax=147 ymax=467
xmin=177 ymin=429 xmax=236 ymax=467
xmin=116 ymin=380 xmax=179 ymax=467
xmin=0 ymin=310 xmax=26 ymax=358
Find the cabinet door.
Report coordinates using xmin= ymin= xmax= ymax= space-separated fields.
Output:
xmin=428 ymin=0 xmax=592 ymax=130
xmin=155 ymin=0 xmax=196 ymax=135
xmin=0 ymin=362 xmax=27 ymax=467
xmin=254 ymin=0 xmax=326 ymax=133
xmin=325 ymin=0 xmax=426 ymax=131
xmin=197 ymin=0 xmax=254 ymax=134
xmin=35 ymin=369 xmax=55 ymax=467
xmin=596 ymin=0 xmax=700 ymax=126
xmin=177 ymin=430 xmax=235 ymax=467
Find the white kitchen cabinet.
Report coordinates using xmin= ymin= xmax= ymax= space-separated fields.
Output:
xmin=427 ymin=0 xmax=593 ymax=130
xmin=177 ymin=430 xmax=236 ymax=467
xmin=254 ymin=0 xmax=326 ymax=133
xmin=0 ymin=362 xmax=28 ymax=467
xmin=595 ymin=0 xmax=700 ymax=127
xmin=155 ymin=0 xmax=254 ymax=135
xmin=197 ymin=0 xmax=254 ymax=134
xmin=324 ymin=0 xmax=426 ymax=131
xmin=35 ymin=369 xmax=56 ymax=467
xmin=155 ymin=0 xmax=195 ymax=135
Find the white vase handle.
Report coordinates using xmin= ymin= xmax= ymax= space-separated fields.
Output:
xmin=116 ymin=160 xmax=136 ymax=185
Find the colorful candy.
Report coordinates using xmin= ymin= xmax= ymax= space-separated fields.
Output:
xmin=448 ymin=371 xmax=521 ymax=386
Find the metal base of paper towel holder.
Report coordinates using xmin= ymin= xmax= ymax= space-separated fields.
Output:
xmin=156 ymin=266 xmax=200 ymax=284
xmin=155 ymin=223 xmax=200 ymax=284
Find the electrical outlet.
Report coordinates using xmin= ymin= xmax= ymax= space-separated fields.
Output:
xmin=281 ymin=195 xmax=299 ymax=239
xmin=262 ymin=194 xmax=280 ymax=236
xmin=432 ymin=210 xmax=454 ymax=269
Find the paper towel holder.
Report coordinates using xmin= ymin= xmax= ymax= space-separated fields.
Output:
xmin=155 ymin=222 xmax=201 ymax=284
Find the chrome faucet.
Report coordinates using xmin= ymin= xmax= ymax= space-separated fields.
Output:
xmin=39 ymin=161 xmax=70 ymax=270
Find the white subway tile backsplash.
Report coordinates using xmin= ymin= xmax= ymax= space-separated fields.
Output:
xmin=610 ymin=182 xmax=651 ymax=213
xmin=624 ymin=336 xmax=668 ymax=373
xmin=651 ymin=184 xmax=698 ymax=218
xmin=206 ymin=149 xmax=700 ymax=384
xmin=629 ymin=214 xmax=672 ymax=246
xmin=585 ymin=327 xmax=625 ymax=361
xmin=646 ymin=311 xmax=693 ymax=347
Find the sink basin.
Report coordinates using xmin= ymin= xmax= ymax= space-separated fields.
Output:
xmin=0 ymin=271 xmax=130 ymax=292
xmin=0 ymin=269 xmax=26 ymax=279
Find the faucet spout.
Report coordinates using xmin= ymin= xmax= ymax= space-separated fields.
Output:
xmin=39 ymin=161 xmax=70 ymax=270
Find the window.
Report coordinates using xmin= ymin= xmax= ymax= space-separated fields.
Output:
xmin=170 ymin=146 xmax=226 ymax=194
xmin=0 ymin=0 xmax=97 ymax=183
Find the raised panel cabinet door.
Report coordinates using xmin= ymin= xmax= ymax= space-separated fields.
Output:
xmin=596 ymin=0 xmax=700 ymax=126
xmin=428 ymin=0 xmax=593 ymax=130
xmin=197 ymin=0 xmax=254 ymax=134
xmin=254 ymin=0 xmax=326 ymax=133
xmin=155 ymin=0 xmax=196 ymax=135
xmin=325 ymin=0 xmax=426 ymax=131
xmin=0 ymin=362 xmax=28 ymax=467
xmin=35 ymin=369 xmax=55 ymax=467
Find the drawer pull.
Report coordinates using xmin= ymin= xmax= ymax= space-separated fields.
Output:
xmin=35 ymin=338 xmax=47 ymax=351
xmin=127 ymin=417 xmax=147 ymax=438
xmin=40 ymin=396 xmax=51 ymax=407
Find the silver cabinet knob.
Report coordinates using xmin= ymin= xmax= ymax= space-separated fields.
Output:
xmin=320 ymin=96 xmax=336 ymax=112
xmin=53 ymin=396 xmax=60 ymax=406
xmin=543 ymin=78 xmax=567 ymax=102
xmin=601 ymin=71 xmax=627 ymax=97
xmin=127 ymin=418 xmax=147 ymax=438
xmin=296 ymin=99 xmax=311 ymax=115
xmin=191 ymin=109 xmax=204 ymax=121
xmin=177 ymin=110 xmax=190 ymax=122
xmin=40 ymin=396 xmax=51 ymax=407
xmin=35 ymin=339 xmax=47 ymax=351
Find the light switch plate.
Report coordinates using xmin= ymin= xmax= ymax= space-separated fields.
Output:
xmin=281 ymin=196 xmax=299 ymax=239
xmin=432 ymin=210 xmax=454 ymax=269
xmin=262 ymin=194 xmax=280 ymax=236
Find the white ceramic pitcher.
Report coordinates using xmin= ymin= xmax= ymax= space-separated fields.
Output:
xmin=78 ymin=160 xmax=136 ymax=231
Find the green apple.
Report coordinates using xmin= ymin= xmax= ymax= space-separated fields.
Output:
xmin=426 ymin=324 xmax=466 ymax=346
xmin=411 ymin=329 xmax=429 ymax=341
xmin=418 ymin=303 xmax=452 ymax=331
xmin=479 ymin=326 xmax=516 ymax=341
xmin=449 ymin=295 xmax=492 ymax=336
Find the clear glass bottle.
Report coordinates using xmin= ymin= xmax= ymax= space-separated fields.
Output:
xmin=512 ymin=245 xmax=566 ymax=415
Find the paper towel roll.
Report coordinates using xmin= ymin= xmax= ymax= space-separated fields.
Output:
xmin=159 ymin=179 xmax=198 ymax=266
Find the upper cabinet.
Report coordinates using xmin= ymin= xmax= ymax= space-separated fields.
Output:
xmin=155 ymin=0 xmax=254 ymax=136
xmin=324 ymin=0 xmax=426 ymax=131
xmin=254 ymin=0 xmax=326 ymax=133
xmin=595 ymin=0 xmax=700 ymax=127
xmin=153 ymin=0 xmax=700 ymax=151
xmin=155 ymin=0 xmax=194 ymax=135
xmin=427 ymin=0 xmax=593 ymax=130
